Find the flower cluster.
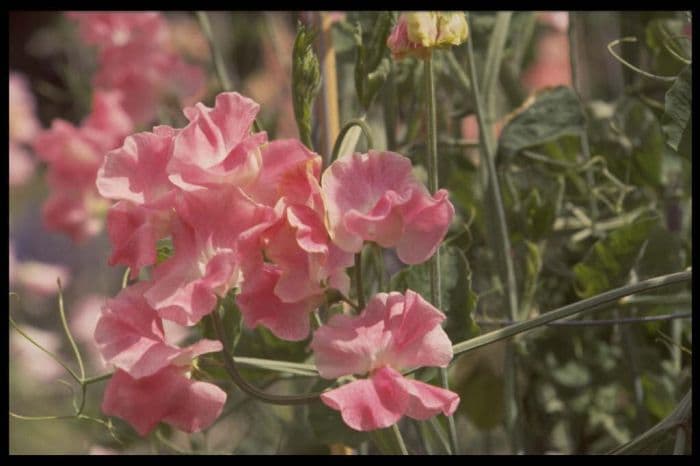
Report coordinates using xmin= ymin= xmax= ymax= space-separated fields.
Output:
xmin=67 ymin=12 xmax=206 ymax=125
xmin=31 ymin=13 xmax=207 ymax=242
xmin=94 ymin=91 xmax=457 ymax=435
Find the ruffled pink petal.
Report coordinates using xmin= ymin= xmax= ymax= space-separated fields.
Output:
xmin=95 ymin=282 xmax=222 ymax=378
xmin=237 ymin=263 xmax=320 ymax=341
xmin=320 ymin=366 xmax=408 ymax=432
xmin=82 ymin=90 xmax=133 ymax=149
xmin=396 ymin=189 xmax=454 ymax=264
xmin=321 ymin=151 xmax=417 ymax=254
xmin=245 ymin=139 xmax=320 ymax=206
xmin=394 ymin=375 xmax=460 ymax=421
xmin=96 ymin=128 xmax=176 ymax=205
xmin=102 ymin=367 xmax=226 ymax=436
xmin=382 ymin=290 xmax=453 ymax=370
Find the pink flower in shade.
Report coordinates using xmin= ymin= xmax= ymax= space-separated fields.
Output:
xmin=102 ymin=365 xmax=226 ymax=437
xmin=9 ymin=72 xmax=40 ymax=144
xmin=34 ymin=90 xmax=133 ymax=241
xmin=236 ymin=140 xmax=352 ymax=341
xmin=167 ymin=92 xmax=266 ymax=191
xmin=9 ymin=142 xmax=35 ymax=186
xmin=96 ymin=126 xmax=179 ymax=276
xmin=310 ymin=290 xmax=459 ymax=431
xmin=144 ymin=186 xmax=275 ymax=326
xmin=13 ymin=260 xmax=71 ymax=296
xmin=521 ymin=33 xmax=572 ymax=92
xmin=321 ymin=151 xmax=454 ymax=265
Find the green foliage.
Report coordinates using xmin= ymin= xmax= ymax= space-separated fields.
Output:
xmin=306 ymin=379 xmax=366 ymax=448
xmin=498 ymin=86 xmax=586 ymax=161
xmin=292 ymin=22 xmax=321 ymax=149
xmin=662 ymin=65 xmax=691 ymax=158
xmin=573 ymin=210 xmax=659 ymax=298
xmin=353 ymin=12 xmax=394 ymax=110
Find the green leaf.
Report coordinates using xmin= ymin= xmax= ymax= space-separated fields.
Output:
xmin=389 ymin=247 xmax=455 ymax=310
xmin=444 ymin=248 xmax=480 ymax=342
xmin=522 ymin=176 xmax=564 ymax=241
xmin=354 ymin=12 xmax=394 ymax=110
xmin=550 ymin=360 xmax=591 ymax=389
xmin=306 ymin=379 xmax=366 ymax=448
xmin=456 ymin=364 xmax=505 ymax=431
xmin=519 ymin=239 xmax=542 ymax=319
xmin=292 ymin=22 xmax=321 ymax=149
xmin=498 ymin=86 xmax=586 ymax=161
xmin=221 ymin=289 xmax=242 ymax=351
xmin=662 ymin=65 xmax=691 ymax=158
xmin=155 ymin=237 xmax=173 ymax=265
xmin=573 ymin=210 xmax=660 ymax=298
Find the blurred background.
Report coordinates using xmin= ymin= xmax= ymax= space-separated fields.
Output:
xmin=9 ymin=11 xmax=691 ymax=454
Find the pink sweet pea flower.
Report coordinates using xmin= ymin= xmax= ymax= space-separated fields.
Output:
xmin=236 ymin=140 xmax=352 ymax=341
xmin=144 ymin=185 xmax=275 ymax=326
xmin=322 ymin=150 xmax=454 ymax=264
xmin=168 ymin=92 xmax=266 ymax=191
xmin=96 ymin=126 xmax=179 ymax=276
xmin=102 ymin=365 xmax=226 ymax=436
xmin=311 ymin=290 xmax=459 ymax=431
xmin=95 ymin=282 xmax=221 ymax=378
xmin=42 ymin=188 xmax=110 ymax=243
xmin=66 ymin=12 xmax=168 ymax=51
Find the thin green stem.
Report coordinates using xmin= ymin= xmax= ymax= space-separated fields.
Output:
xmin=391 ymin=423 xmax=409 ymax=455
xmin=482 ymin=12 xmax=512 ymax=125
xmin=373 ymin=244 xmax=386 ymax=293
xmin=330 ymin=117 xmax=374 ymax=166
xmin=354 ymin=252 xmax=365 ymax=310
xmin=209 ymin=309 xmax=321 ymax=405
xmin=57 ymin=279 xmax=85 ymax=381
xmin=82 ymin=373 xmax=113 ymax=385
xmin=197 ymin=12 xmax=232 ymax=91
xmin=9 ymin=316 xmax=80 ymax=384
xmin=607 ymin=37 xmax=677 ymax=82
xmin=424 ymin=53 xmax=458 ymax=456
xmin=449 ymin=269 xmax=691 ymax=357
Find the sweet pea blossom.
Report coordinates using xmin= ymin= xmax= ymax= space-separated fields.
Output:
xmin=321 ymin=150 xmax=454 ymax=265
xmin=311 ymin=290 xmax=459 ymax=431
xmin=387 ymin=12 xmax=468 ymax=60
xmin=96 ymin=282 xmax=226 ymax=435
xmin=237 ymin=140 xmax=352 ymax=341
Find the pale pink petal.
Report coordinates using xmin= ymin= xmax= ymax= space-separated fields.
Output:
xmin=42 ymin=188 xmax=107 ymax=242
xmin=320 ymin=366 xmax=408 ymax=431
xmin=9 ymin=142 xmax=35 ymax=187
xmin=101 ymin=367 xmax=226 ymax=436
xmin=82 ymin=90 xmax=133 ymax=149
xmin=245 ymin=139 xmax=319 ymax=206
xmin=395 ymin=375 xmax=460 ymax=420
xmin=15 ymin=261 xmax=71 ymax=296
xmin=105 ymin=201 xmax=164 ymax=277
xmin=96 ymin=128 xmax=176 ymax=205
xmin=95 ymin=282 xmax=221 ymax=378
xmin=396 ymin=189 xmax=455 ymax=264
xmin=9 ymin=71 xmax=40 ymax=144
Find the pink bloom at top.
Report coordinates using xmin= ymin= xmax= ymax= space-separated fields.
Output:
xmin=9 ymin=72 xmax=40 ymax=144
xmin=537 ymin=11 xmax=569 ymax=33
xmin=67 ymin=12 xmax=168 ymax=52
xmin=322 ymin=150 xmax=454 ymax=265
xmin=311 ymin=290 xmax=459 ymax=431
xmin=168 ymin=92 xmax=266 ymax=191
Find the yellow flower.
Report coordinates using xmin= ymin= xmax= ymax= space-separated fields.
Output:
xmin=405 ymin=12 xmax=438 ymax=47
xmin=436 ymin=12 xmax=469 ymax=46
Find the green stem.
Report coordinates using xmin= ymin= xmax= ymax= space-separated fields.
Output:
xmin=465 ymin=14 xmax=521 ymax=452
xmin=57 ymin=280 xmax=85 ymax=381
xmin=209 ymin=308 xmax=321 ymax=405
xmin=607 ymin=37 xmax=677 ymax=82
xmin=330 ymin=117 xmax=374 ymax=166
xmin=354 ymin=252 xmax=365 ymax=310
xmin=424 ymin=53 xmax=458 ymax=456
xmin=197 ymin=11 xmax=232 ymax=91
xmin=449 ymin=269 xmax=691 ymax=357
xmin=482 ymin=12 xmax=512 ymax=125
xmin=391 ymin=423 xmax=409 ymax=455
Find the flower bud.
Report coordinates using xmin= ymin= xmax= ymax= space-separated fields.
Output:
xmin=387 ymin=11 xmax=469 ymax=60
